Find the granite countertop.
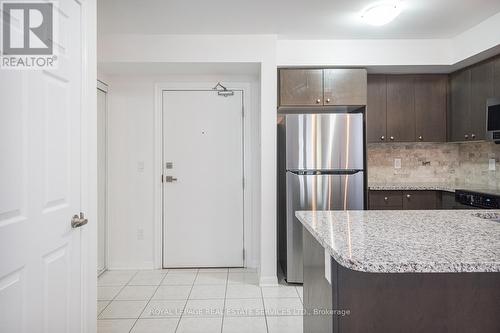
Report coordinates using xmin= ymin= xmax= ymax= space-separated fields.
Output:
xmin=368 ymin=183 xmax=456 ymax=192
xmin=368 ymin=182 xmax=500 ymax=196
xmin=296 ymin=210 xmax=500 ymax=273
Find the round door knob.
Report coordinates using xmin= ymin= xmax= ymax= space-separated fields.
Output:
xmin=464 ymin=134 xmax=469 ymax=139
xmin=471 ymin=133 xmax=476 ymax=139
xmin=390 ymin=136 xmax=395 ymax=141
xmin=381 ymin=136 xmax=385 ymax=141
xmin=384 ymin=197 xmax=388 ymax=201
xmin=418 ymin=136 xmax=423 ymax=141
xmin=406 ymin=194 xmax=411 ymax=199
xmin=325 ymin=98 xmax=331 ymax=103
xmin=316 ymin=99 xmax=321 ymax=104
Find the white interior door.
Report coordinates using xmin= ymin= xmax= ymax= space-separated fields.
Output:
xmin=163 ymin=90 xmax=244 ymax=268
xmin=97 ymin=87 xmax=107 ymax=275
xmin=0 ymin=2 xmax=84 ymax=333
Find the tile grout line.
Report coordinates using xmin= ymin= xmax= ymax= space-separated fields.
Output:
xmin=174 ymin=269 xmax=200 ymax=333
xmin=98 ymin=270 xmax=139 ymax=319
xmin=127 ymin=270 xmax=169 ymax=333
xmin=260 ymin=286 xmax=270 ymax=333
xmin=219 ymin=269 xmax=229 ymax=333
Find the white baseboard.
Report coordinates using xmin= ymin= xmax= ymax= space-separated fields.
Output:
xmin=107 ymin=262 xmax=155 ymax=270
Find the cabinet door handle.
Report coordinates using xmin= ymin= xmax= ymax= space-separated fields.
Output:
xmin=406 ymin=194 xmax=411 ymax=199
xmin=316 ymin=99 xmax=321 ymax=104
xmin=380 ymin=136 xmax=385 ymax=141
xmin=390 ymin=136 xmax=395 ymax=141
xmin=384 ymin=197 xmax=388 ymax=201
xmin=325 ymin=98 xmax=331 ymax=103
xmin=418 ymin=136 xmax=423 ymax=141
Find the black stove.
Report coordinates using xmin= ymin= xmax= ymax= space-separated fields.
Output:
xmin=455 ymin=189 xmax=500 ymax=209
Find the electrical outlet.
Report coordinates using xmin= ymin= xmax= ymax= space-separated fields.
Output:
xmin=489 ymin=159 xmax=496 ymax=171
xmin=394 ymin=158 xmax=402 ymax=169
xmin=137 ymin=229 xmax=144 ymax=240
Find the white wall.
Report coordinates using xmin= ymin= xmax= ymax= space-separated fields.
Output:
xmin=277 ymin=39 xmax=453 ymax=67
xmin=99 ymin=34 xmax=278 ymax=285
xmin=104 ymin=73 xmax=262 ymax=271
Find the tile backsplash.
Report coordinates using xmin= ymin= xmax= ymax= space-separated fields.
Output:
xmin=367 ymin=142 xmax=500 ymax=187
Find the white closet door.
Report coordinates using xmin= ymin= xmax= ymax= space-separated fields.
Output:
xmin=0 ymin=1 xmax=85 ymax=332
xmin=97 ymin=88 xmax=107 ymax=274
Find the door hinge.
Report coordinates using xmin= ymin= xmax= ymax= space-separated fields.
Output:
xmin=243 ymin=249 xmax=245 ymax=261
xmin=242 ymin=177 xmax=245 ymax=189
xmin=161 ymin=174 xmax=164 ymax=183
xmin=242 ymin=106 xmax=244 ymax=118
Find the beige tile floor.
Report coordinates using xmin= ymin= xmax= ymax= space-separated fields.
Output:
xmin=97 ymin=268 xmax=303 ymax=333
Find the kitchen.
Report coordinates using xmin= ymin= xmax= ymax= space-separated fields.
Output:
xmin=3 ymin=1 xmax=500 ymax=333
xmin=97 ymin=1 xmax=500 ymax=332
xmin=277 ymin=54 xmax=500 ymax=332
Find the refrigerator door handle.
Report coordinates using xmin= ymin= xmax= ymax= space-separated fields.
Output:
xmin=286 ymin=169 xmax=364 ymax=176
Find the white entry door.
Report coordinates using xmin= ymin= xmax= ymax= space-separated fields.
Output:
xmin=0 ymin=2 xmax=85 ymax=333
xmin=163 ymin=90 xmax=244 ymax=268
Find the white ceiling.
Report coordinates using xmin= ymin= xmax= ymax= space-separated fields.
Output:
xmin=98 ymin=0 xmax=500 ymax=39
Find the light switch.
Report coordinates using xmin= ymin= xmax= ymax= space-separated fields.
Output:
xmin=489 ymin=159 xmax=496 ymax=171
xmin=137 ymin=161 xmax=144 ymax=172
xmin=394 ymin=158 xmax=402 ymax=169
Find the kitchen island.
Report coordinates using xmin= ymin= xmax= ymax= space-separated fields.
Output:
xmin=296 ymin=210 xmax=500 ymax=333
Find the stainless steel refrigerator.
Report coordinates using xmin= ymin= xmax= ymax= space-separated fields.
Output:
xmin=277 ymin=113 xmax=366 ymax=283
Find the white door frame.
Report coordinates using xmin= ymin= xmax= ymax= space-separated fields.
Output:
xmin=153 ymin=81 xmax=254 ymax=269
xmin=97 ymin=80 xmax=109 ymax=276
xmin=81 ymin=0 xmax=97 ymax=332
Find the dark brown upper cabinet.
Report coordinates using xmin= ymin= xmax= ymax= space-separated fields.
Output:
xmin=386 ymin=76 xmax=416 ymax=142
xmin=449 ymin=69 xmax=471 ymax=142
xmin=279 ymin=69 xmax=323 ymax=106
xmin=449 ymin=59 xmax=495 ymax=142
xmin=414 ymin=75 xmax=447 ymax=142
xmin=367 ymin=75 xmax=447 ymax=143
xmin=367 ymin=75 xmax=387 ymax=143
xmin=470 ymin=61 xmax=494 ymax=141
xmin=323 ymin=69 xmax=367 ymax=106
xmin=279 ymin=68 xmax=367 ymax=108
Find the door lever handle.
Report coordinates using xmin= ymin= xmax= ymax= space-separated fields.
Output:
xmin=71 ymin=212 xmax=88 ymax=228
xmin=165 ymin=176 xmax=178 ymax=183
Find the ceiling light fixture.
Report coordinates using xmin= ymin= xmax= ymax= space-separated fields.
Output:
xmin=361 ymin=1 xmax=402 ymax=26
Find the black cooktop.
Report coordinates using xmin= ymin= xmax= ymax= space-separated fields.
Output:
xmin=455 ymin=189 xmax=500 ymax=209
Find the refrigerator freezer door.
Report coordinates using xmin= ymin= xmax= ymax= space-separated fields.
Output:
xmin=285 ymin=113 xmax=364 ymax=171
xmin=285 ymin=171 xmax=365 ymax=283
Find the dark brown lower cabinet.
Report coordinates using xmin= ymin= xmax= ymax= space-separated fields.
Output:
xmin=368 ymin=191 xmax=403 ymax=209
xmin=369 ymin=190 xmax=441 ymax=210
xmin=302 ymin=227 xmax=500 ymax=333
xmin=333 ymin=261 xmax=500 ymax=333
xmin=402 ymin=191 xmax=441 ymax=209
